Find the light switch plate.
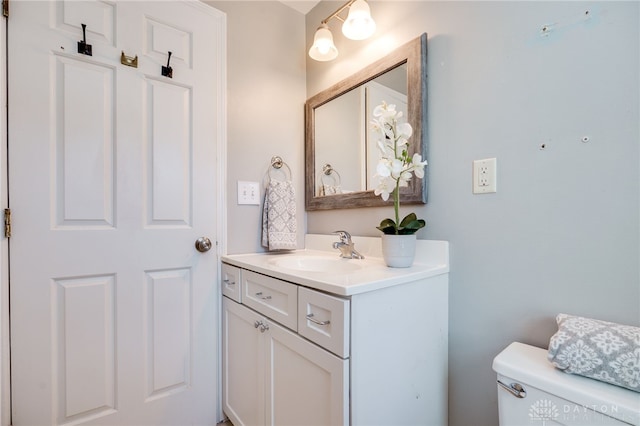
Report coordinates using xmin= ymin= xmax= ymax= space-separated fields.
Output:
xmin=473 ymin=158 xmax=497 ymax=194
xmin=237 ymin=181 xmax=260 ymax=205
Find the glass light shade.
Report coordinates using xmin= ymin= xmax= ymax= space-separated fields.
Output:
xmin=342 ymin=0 xmax=376 ymax=40
xmin=309 ymin=24 xmax=338 ymax=61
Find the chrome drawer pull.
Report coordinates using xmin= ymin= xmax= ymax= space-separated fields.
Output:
xmin=306 ymin=313 xmax=330 ymax=326
xmin=255 ymin=292 xmax=272 ymax=300
xmin=497 ymin=380 xmax=526 ymax=398
xmin=223 ymin=278 xmax=235 ymax=285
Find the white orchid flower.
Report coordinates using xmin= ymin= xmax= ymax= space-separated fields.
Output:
xmin=372 ymin=103 xmax=386 ymax=118
xmin=370 ymin=101 xmax=427 ymax=234
xmin=371 ymin=102 xmax=427 ymax=233
xmin=397 ymin=122 xmax=412 ymax=139
xmin=396 ymin=137 xmax=409 ymax=147
xmin=376 ymin=160 xmax=392 ymax=178
xmin=389 ymin=158 xmax=404 ymax=178
xmin=410 ymin=153 xmax=427 ymax=178
xmin=399 ymin=170 xmax=412 ymax=184
xmin=373 ymin=175 xmax=394 ymax=201
xmin=373 ymin=102 xmax=394 ymax=118
xmin=382 ymin=124 xmax=395 ymax=140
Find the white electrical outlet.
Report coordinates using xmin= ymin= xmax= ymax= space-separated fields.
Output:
xmin=473 ymin=158 xmax=497 ymax=194
xmin=237 ymin=181 xmax=260 ymax=205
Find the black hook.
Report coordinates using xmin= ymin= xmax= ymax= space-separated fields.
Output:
xmin=77 ymin=23 xmax=92 ymax=56
xmin=161 ymin=51 xmax=173 ymax=78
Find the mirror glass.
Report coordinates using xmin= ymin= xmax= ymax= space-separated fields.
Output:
xmin=314 ymin=65 xmax=407 ymax=195
xmin=305 ymin=34 xmax=427 ymax=210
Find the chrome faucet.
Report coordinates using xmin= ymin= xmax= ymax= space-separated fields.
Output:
xmin=332 ymin=231 xmax=364 ymax=259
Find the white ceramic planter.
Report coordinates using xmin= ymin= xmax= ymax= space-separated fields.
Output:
xmin=381 ymin=234 xmax=417 ymax=268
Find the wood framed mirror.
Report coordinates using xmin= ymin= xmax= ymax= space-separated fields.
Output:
xmin=305 ymin=33 xmax=427 ymax=211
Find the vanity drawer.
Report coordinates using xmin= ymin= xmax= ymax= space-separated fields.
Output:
xmin=221 ymin=263 xmax=242 ymax=303
xmin=298 ymin=287 xmax=350 ymax=358
xmin=242 ymin=270 xmax=298 ymax=331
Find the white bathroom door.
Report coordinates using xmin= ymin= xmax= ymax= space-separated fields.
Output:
xmin=8 ymin=1 xmax=224 ymax=424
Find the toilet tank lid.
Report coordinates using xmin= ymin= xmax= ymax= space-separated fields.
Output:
xmin=492 ymin=342 xmax=640 ymax=426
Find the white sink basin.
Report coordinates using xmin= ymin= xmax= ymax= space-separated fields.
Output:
xmin=268 ymin=255 xmax=363 ymax=273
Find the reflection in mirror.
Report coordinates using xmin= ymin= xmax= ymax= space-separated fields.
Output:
xmin=314 ymin=65 xmax=407 ymax=195
xmin=305 ymin=33 xmax=427 ymax=210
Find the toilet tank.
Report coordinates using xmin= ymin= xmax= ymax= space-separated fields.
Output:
xmin=492 ymin=342 xmax=640 ymax=426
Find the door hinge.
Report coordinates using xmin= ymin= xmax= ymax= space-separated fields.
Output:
xmin=4 ymin=209 xmax=11 ymax=238
xmin=2 ymin=0 xmax=8 ymax=18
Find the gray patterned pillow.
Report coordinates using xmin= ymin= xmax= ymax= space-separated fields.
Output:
xmin=548 ymin=314 xmax=640 ymax=392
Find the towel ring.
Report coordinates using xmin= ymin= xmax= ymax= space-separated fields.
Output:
xmin=322 ymin=163 xmax=342 ymax=181
xmin=320 ymin=164 xmax=341 ymax=185
xmin=318 ymin=163 xmax=342 ymax=196
xmin=268 ymin=156 xmax=292 ymax=181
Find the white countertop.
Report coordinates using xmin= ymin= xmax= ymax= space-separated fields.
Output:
xmin=222 ymin=234 xmax=449 ymax=296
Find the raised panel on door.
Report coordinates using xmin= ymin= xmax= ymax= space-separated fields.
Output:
xmin=54 ymin=1 xmax=116 ymax=49
xmin=54 ymin=55 xmax=115 ymax=229
xmin=144 ymin=268 xmax=192 ymax=400
xmin=266 ymin=321 xmax=348 ymax=426
xmin=222 ymin=298 xmax=266 ymax=426
xmin=144 ymin=16 xmax=192 ymax=71
xmin=54 ymin=274 xmax=116 ymax=424
xmin=145 ymin=78 xmax=192 ymax=227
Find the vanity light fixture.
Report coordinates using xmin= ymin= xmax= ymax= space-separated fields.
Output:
xmin=308 ymin=0 xmax=376 ymax=62
xmin=309 ymin=23 xmax=339 ymax=61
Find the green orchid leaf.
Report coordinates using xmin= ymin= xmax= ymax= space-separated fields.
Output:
xmin=396 ymin=214 xmax=425 ymax=235
xmin=376 ymin=218 xmax=398 ymax=234
xmin=399 ymin=213 xmax=418 ymax=228
xmin=378 ymin=218 xmax=397 ymax=228
xmin=397 ymin=219 xmax=426 ymax=234
xmin=404 ymin=219 xmax=425 ymax=230
xmin=377 ymin=225 xmax=397 ymax=234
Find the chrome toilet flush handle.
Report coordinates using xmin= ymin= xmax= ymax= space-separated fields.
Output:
xmin=497 ymin=380 xmax=527 ymax=398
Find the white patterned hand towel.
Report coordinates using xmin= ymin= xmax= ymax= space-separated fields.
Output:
xmin=548 ymin=314 xmax=640 ymax=392
xmin=262 ymin=180 xmax=297 ymax=250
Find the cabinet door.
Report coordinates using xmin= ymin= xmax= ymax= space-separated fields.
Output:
xmin=222 ymin=298 xmax=266 ymax=426
xmin=265 ymin=321 xmax=348 ymax=426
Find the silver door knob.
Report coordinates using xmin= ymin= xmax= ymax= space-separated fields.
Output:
xmin=195 ymin=237 xmax=212 ymax=253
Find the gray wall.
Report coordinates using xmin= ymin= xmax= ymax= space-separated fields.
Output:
xmin=211 ymin=1 xmax=638 ymax=425
xmin=208 ymin=1 xmax=307 ymax=254
xmin=306 ymin=2 xmax=639 ymax=426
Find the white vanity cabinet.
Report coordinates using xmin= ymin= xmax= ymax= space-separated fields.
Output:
xmin=221 ymin=237 xmax=449 ymax=426
xmin=222 ymin=270 xmax=348 ymax=426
